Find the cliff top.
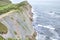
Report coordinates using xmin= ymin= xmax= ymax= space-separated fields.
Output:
xmin=0 ymin=0 xmax=11 ymax=6
xmin=0 ymin=1 xmax=31 ymax=15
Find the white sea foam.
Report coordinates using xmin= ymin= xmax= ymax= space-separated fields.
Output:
xmin=38 ymin=24 xmax=55 ymax=30
xmin=38 ymin=24 xmax=43 ymax=27
xmin=43 ymin=25 xmax=55 ymax=30
xmin=32 ymin=8 xmax=38 ymax=20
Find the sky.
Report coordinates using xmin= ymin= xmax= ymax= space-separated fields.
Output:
xmin=10 ymin=0 xmax=60 ymax=5
xmin=10 ymin=0 xmax=60 ymax=8
xmin=10 ymin=0 xmax=24 ymax=3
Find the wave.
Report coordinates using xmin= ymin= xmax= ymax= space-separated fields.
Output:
xmin=38 ymin=24 xmax=55 ymax=30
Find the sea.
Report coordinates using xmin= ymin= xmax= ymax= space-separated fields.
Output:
xmin=30 ymin=0 xmax=60 ymax=40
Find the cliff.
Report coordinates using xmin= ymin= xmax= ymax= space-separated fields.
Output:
xmin=0 ymin=0 xmax=11 ymax=6
xmin=0 ymin=1 xmax=37 ymax=40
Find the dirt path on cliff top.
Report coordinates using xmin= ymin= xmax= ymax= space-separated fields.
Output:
xmin=0 ymin=10 xmax=16 ymax=19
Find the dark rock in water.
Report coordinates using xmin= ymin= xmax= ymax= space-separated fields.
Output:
xmin=45 ymin=36 xmax=51 ymax=40
xmin=54 ymin=28 xmax=60 ymax=36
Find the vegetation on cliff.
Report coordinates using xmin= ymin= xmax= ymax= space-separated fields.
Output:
xmin=0 ymin=1 xmax=36 ymax=40
xmin=0 ymin=22 xmax=8 ymax=34
xmin=0 ymin=1 xmax=30 ymax=15
xmin=0 ymin=0 xmax=11 ymax=6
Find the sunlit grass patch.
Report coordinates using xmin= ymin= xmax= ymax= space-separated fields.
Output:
xmin=0 ymin=22 xmax=8 ymax=34
xmin=0 ymin=1 xmax=29 ymax=15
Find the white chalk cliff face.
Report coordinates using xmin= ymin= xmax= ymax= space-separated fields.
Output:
xmin=0 ymin=1 xmax=37 ymax=40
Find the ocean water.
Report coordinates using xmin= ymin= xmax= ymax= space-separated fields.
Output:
xmin=32 ymin=1 xmax=60 ymax=40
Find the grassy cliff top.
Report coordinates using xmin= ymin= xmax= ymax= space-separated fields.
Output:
xmin=0 ymin=1 xmax=31 ymax=15
xmin=0 ymin=0 xmax=11 ymax=6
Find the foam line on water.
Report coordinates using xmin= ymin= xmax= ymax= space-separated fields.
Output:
xmin=32 ymin=8 xmax=38 ymax=20
xmin=38 ymin=24 xmax=55 ymax=30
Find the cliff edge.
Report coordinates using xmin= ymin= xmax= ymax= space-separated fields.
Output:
xmin=0 ymin=1 xmax=37 ymax=40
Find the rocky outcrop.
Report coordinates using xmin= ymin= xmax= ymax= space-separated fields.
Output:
xmin=0 ymin=1 xmax=37 ymax=40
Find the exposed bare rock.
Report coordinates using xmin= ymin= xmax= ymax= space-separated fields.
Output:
xmin=0 ymin=1 xmax=37 ymax=40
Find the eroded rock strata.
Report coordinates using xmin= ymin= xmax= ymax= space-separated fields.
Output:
xmin=0 ymin=1 xmax=37 ymax=40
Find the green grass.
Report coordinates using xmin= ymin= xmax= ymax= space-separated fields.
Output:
xmin=8 ymin=38 xmax=21 ymax=40
xmin=0 ymin=1 xmax=29 ymax=15
xmin=0 ymin=4 xmax=17 ymax=15
xmin=16 ymin=1 xmax=28 ymax=7
xmin=0 ymin=22 xmax=8 ymax=34
xmin=26 ymin=37 xmax=30 ymax=40
xmin=8 ymin=38 xmax=14 ymax=40
xmin=0 ymin=0 xmax=11 ymax=7
xmin=14 ymin=31 xmax=17 ymax=35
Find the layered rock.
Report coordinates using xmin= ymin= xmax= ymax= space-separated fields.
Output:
xmin=0 ymin=1 xmax=37 ymax=40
